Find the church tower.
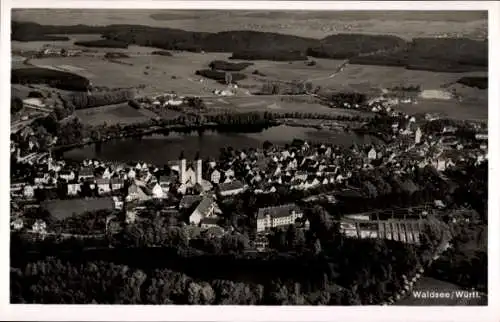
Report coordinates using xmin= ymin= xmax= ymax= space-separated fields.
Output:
xmin=195 ymin=159 xmax=202 ymax=184
xmin=415 ymin=127 xmax=422 ymax=145
xmin=179 ymin=151 xmax=186 ymax=184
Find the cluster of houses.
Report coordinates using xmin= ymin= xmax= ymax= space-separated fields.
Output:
xmin=138 ymin=93 xmax=184 ymax=109
xmin=38 ymin=47 xmax=82 ymax=57
xmin=10 ymin=105 xmax=488 ymax=250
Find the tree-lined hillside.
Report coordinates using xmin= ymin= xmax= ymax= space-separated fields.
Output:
xmin=11 ymin=21 xmax=487 ymax=72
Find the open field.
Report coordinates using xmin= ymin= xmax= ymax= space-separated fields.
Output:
xmin=12 ymin=34 xmax=102 ymax=52
xmin=237 ymin=58 xmax=345 ymax=85
xmin=29 ymin=53 xmax=234 ymax=96
xmin=202 ymin=95 xmax=374 ymax=118
xmin=42 ymin=197 xmax=114 ymax=221
xmin=312 ymin=63 xmax=488 ymax=92
xmin=26 ymin=52 xmax=488 ymax=121
xmin=394 ymin=99 xmax=488 ymax=121
xmin=75 ymin=103 xmax=157 ymax=126
xmin=12 ymin=34 xmax=162 ymax=56
xmin=13 ymin=9 xmax=487 ymax=40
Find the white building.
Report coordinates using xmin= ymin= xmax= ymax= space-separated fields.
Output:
xmin=218 ymin=180 xmax=246 ymax=196
xmin=368 ymin=148 xmax=377 ymax=160
xmin=177 ymin=158 xmax=203 ymax=190
xmin=256 ymin=204 xmax=303 ymax=233
xmin=415 ymin=127 xmax=422 ymax=144
xmin=210 ymin=169 xmax=221 ymax=184
xmin=151 ymin=183 xmax=165 ymax=199
xmin=32 ymin=220 xmax=47 ymax=234
xmin=96 ymin=179 xmax=111 ymax=194
xmin=189 ymin=196 xmax=218 ymax=225
xmin=23 ymin=185 xmax=35 ymax=199
xmin=59 ymin=170 xmax=76 ymax=182
xmin=67 ymin=183 xmax=81 ymax=196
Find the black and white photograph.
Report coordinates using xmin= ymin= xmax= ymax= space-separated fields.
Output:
xmin=2 ymin=1 xmax=498 ymax=321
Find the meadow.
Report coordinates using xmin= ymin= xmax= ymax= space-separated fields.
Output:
xmin=75 ymin=103 xmax=157 ymax=126
xmin=394 ymin=99 xmax=488 ymax=121
xmin=29 ymin=53 xmax=233 ymax=96
xmin=202 ymin=96 xmax=374 ymax=118
xmin=26 ymin=50 xmax=488 ymax=122
xmin=311 ymin=63 xmax=488 ymax=92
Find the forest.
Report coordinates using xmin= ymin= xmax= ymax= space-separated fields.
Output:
xmin=11 ymin=67 xmax=91 ymax=91
xmin=104 ymin=52 xmax=130 ymax=59
xmin=427 ymin=223 xmax=487 ymax=293
xmin=11 ymin=21 xmax=487 ymax=71
xmin=349 ymin=38 xmax=487 ymax=73
xmin=151 ymin=50 xmax=173 ymax=56
xmin=208 ymin=60 xmax=254 ymax=71
xmin=10 ymin=226 xmax=429 ymax=305
xmin=230 ymin=50 xmax=308 ymax=61
xmin=195 ymin=69 xmax=247 ymax=83
xmin=319 ymin=91 xmax=368 ymax=105
xmin=61 ymin=89 xmax=135 ymax=110
xmin=456 ymin=76 xmax=488 ymax=89
xmin=307 ymin=34 xmax=406 ymax=59
xmin=74 ymin=39 xmax=129 ymax=48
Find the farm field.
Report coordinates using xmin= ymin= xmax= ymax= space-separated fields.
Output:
xmin=27 ymin=53 xmax=343 ymax=96
xmin=75 ymin=103 xmax=158 ymax=126
xmin=12 ymin=34 xmax=166 ymax=57
xmin=312 ymin=63 xmax=488 ymax=92
xmin=29 ymin=53 xmax=235 ymax=96
xmin=202 ymin=95 xmax=375 ymax=118
xmin=394 ymin=99 xmax=488 ymax=121
xmin=21 ymin=44 xmax=488 ymax=122
xmin=11 ymin=34 xmax=102 ymax=52
xmin=41 ymin=197 xmax=114 ymax=221
xmin=30 ymin=49 xmax=340 ymax=96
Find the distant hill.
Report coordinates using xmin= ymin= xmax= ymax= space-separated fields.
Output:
xmin=11 ymin=21 xmax=488 ymax=72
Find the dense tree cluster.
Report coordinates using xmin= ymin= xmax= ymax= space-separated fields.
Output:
xmin=456 ymin=76 xmax=488 ymax=90
xmin=320 ymin=91 xmax=368 ymax=105
xmin=56 ymin=118 xmax=86 ymax=146
xmin=208 ymin=60 xmax=254 ymax=71
xmin=230 ymin=50 xmax=307 ymax=61
xmin=389 ymin=85 xmax=422 ymax=92
xmin=307 ymin=34 xmax=406 ymax=59
xmin=259 ymin=81 xmax=315 ymax=95
xmin=427 ymin=223 xmax=487 ymax=292
xmin=11 ymin=22 xmax=70 ymax=41
xmin=113 ymin=218 xmax=189 ymax=249
xmin=74 ymin=39 xmax=129 ymax=48
xmin=50 ymin=210 xmax=112 ymax=235
xmin=104 ymin=52 xmax=130 ymax=59
xmin=195 ymin=69 xmax=246 ymax=83
xmin=350 ymin=38 xmax=487 ymax=73
xmin=11 ymin=96 xmax=23 ymax=114
xmin=151 ymin=50 xmax=172 ymax=56
xmin=11 ymin=232 xmax=425 ymax=305
xmin=11 ymin=68 xmax=91 ymax=91
xmin=62 ymin=90 xmax=135 ymax=110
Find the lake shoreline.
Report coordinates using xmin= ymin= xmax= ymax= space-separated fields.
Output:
xmin=60 ymin=124 xmax=379 ymax=163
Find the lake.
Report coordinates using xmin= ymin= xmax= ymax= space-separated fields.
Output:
xmin=63 ymin=125 xmax=379 ymax=164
